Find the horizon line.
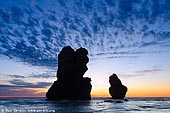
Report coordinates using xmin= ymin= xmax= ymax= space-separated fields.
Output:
xmin=0 ymin=96 xmax=170 ymax=98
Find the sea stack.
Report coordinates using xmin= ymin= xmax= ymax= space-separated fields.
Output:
xmin=109 ymin=74 xmax=127 ymax=99
xmin=46 ymin=46 xmax=92 ymax=100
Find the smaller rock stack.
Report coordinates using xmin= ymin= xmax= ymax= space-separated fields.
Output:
xmin=109 ymin=74 xmax=128 ymax=99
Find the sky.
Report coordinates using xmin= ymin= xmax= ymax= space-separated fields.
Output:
xmin=0 ymin=0 xmax=170 ymax=97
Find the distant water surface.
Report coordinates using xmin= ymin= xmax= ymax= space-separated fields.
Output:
xmin=0 ymin=97 xmax=170 ymax=113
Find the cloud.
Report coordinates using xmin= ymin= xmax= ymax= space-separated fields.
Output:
xmin=105 ymin=56 xmax=138 ymax=59
xmin=0 ymin=73 xmax=26 ymax=78
xmin=0 ymin=0 xmax=170 ymax=68
xmin=120 ymin=68 xmax=164 ymax=78
xmin=92 ymin=51 xmax=145 ymax=56
xmin=0 ymin=88 xmax=44 ymax=97
xmin=30 ymin=74 xmax=55 ymax=78
xmin=135 ymin=68 xmax=164 ymax=74
xmin=0 ymin=79 xmax=51 ymax=89
xmin=0 ymin=80 xmax=51 ymax=96
xmin=140 ymin=41 xmax=159 ymax=47
xmin=8 ymin=74 xmax=26 ymax=78
xmin=30 ymin=71 xmax=56 ymax=78
xmin=8 ymin=79 xmax=51 ymax=88
xmin=119 ymin=73 xmax=144 ymax=78
xmin=0 ymin=72 xmax=56 ymax=79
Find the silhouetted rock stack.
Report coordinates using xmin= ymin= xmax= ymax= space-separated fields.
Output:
xmin=46 ymin=46 xmax=92 ymax=100
xmin=109 ymin=74 xmax=127 ymax=99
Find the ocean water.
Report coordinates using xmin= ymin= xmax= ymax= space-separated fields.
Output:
xmin=0 ymin=98 xmax=170 ymax=113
